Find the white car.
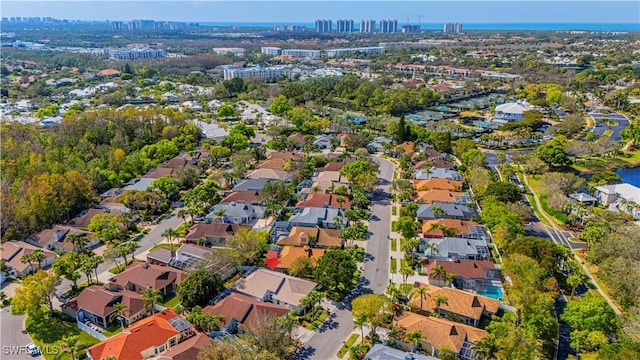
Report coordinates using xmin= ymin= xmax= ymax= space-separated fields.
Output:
xmin=25 ymin=343 xmax=39 ymax=355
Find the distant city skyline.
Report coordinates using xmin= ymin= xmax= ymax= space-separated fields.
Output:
xmin=2 ymin=1 xmax=639 ymax=24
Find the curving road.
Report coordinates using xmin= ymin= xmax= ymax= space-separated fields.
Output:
xmin=1 ymin=306 xmax=42 ymax=360
xmin=301 ymin=157 xmax=394 ymax=360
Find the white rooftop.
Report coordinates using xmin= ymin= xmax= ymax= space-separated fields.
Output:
xmin=595 ymin=183 xmax=640 ymax=203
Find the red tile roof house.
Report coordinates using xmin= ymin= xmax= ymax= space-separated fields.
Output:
xmin=26 ymin=225 xmax=99 ymax=253
xmin=184 ymin=223 xmax=242 ymax=247
xmin=231 ymin=268 xmax=318 ymax=314
xmin=0 ymin=241 xmax=56 ymax=280
xmin=63 ymin=283 xmax=146 ymax=329
xmin=156 ymin=333 xmax=212 ymax=360
xmin=203 ymin=293 xmax=289 ymax=333
xmin=87 ymin=309 xmax=195 ymax=360
xmin=296 ymin=193 xmax=351 ymax=209
xmin=110 ymin=262 xmax=187 ymax=296
xmin=421 ymin=259 xmax=501 ymax=293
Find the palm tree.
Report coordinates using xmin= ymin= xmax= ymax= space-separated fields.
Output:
xmin=110 ymin=302 xmax=129 ymax=328
xmin=386 ymin=284 xmax=401 ymax=304
xmin=472 ymin=334 xmax=499 ymax=360
xmin=431 ymin=205 xmax=446 ymax=219
xmin=433 ymin=294 xmax=449 ymax=309
xmin=336 ymin=196 xmax=345 ymax=209
xmin=31 ymin=249 xmax=46 ymax=270
xmin=400 ymin=263 xmax=414 ymax=291
xmin=20 ymin=253 xmax=34 ymax=274
xmin=404 ymin=330 xmax=423 ymax=352
xmin=423 ymin=242 xmax=439 ymax=257
xmin=445 ymin=272 xmax=456 ymax=287
xmin=300 ymin=290 xmax=322 ymax=315
xmin=415 ymin=286 xmax=428 ymax=310
xmin=354 ymin=316 xmax=367 ymax=339
xmin=59 ymin=335 xmax=80 ymax=360
xmin=142 ymin=288 xmax=162 ymax=315
xmin=177 ymin=209 xmax=188 ymax=225
xmin=162 ymin=228 xmax=179 ymax=246
xmin=67 ymin=234 xmax=88 ymax=253
xmin=429 ymin=265 xmax=448 ymax=284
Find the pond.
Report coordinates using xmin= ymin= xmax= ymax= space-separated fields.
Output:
xmin=616 ymin=167 xmax=640 ymax=187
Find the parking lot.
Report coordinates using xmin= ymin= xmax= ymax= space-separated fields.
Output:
xmin=589 ymin=110 xmax=629 ymax=141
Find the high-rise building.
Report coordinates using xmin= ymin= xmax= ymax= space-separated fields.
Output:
xmin=315 ymin=19 xmax=332 ymax=32
xmin=111 ymin=21 xmax=124 ymax=31
xmin=336 ymin=19 xmax=354 ymax=33
xmin=401 ymin=25 xmax=421 ymax=33
xmin=360 ymin=19 xmax=376 ymax=33
xmin=379 ymin=19 xmax=398 ymax=33
xmin=443 ymin=23 xmax=463 ymax=33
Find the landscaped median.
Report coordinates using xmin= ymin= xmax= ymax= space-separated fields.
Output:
xmin=336 ymin=333 xmax=359 ymax=358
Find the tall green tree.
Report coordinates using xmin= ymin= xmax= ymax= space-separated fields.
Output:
xmin=314 ymin=250 xmax=357 ymax=300
xmin=178 ymin=270 xmax=225 ymax=310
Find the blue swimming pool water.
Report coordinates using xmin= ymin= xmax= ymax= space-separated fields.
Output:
xmin=478 ymin=286 xmax=504 ymax=300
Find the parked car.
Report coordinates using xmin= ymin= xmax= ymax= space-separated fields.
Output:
xmin=26 ymin=343 xmax=39 ymax=355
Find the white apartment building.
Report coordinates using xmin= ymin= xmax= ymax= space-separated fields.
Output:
xmin=325 ymin=46 xmax=385 ymax=57
xmin=261 ymin=47 xmax=282 ymax=56
xmin=107 ymin=48 xmax=166 ymax=60
xmin=213 ymin=47 xmax=245 ymax=56
xmin=223 ymin=65 xmax=303 ymax=82
xmin=281 ymin=49 xmax=321 ymax=58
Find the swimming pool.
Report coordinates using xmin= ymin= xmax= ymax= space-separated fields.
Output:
xmin=478 ymin=286 xmax=504 ymax=300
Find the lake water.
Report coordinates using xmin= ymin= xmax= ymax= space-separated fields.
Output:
xmin=616 ymin=167 xmax=640 ymax=187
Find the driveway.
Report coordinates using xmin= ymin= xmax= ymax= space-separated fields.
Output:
xmin=301 ymin=157 xmax=394 ymax=360
xmin=1 ymin=306 xmax=42 ymax=360
xmin=58 ymin=210 xmax=186 ymax=292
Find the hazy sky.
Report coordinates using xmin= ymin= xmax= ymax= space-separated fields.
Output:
xmin=2 ymin=1 xmax=639 ymax=24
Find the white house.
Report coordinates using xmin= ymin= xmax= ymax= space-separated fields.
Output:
xmin=594 ymin=183 xmax=640 ymax=220
xmin=492 ymin=100 xmax=532 ymax=122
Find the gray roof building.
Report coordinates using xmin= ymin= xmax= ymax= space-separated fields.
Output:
xmin=364 ymin=344 xmax=438 ymax=360
xmin=414 ymin=167 xmax=463 ymax=181
xmin=232 ymin=178 xmax=271 ymax=192
xmin=417 ymin=203 xmax=477 ymax=221
xmin=288 ymin=207 xmax=347 ymax=229
xmin=420 ymin=237 xmax=490 ymax=261
xmin=206 ymin=202 xmax=266 ymax=225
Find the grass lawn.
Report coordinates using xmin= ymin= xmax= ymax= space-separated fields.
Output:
xmin=392 ymin=206 xmax=397 ymax=216
xmin=336 ymin=333 xmax=359 ymax=358
xmin=148 ymin=243 xmax=180 ymax=253
xmin=26 ymin=313 xmax=99 ymax=360
xmin=390 ymin=258 xmax=397 ymax=274
xmin=175 ymin=223 xmax=190 ymax=236
xmin=160 ymin=293 xmax=181 ymax=308
xmin=525 ymin=175 xmax=562 ymax=227
xmin=572 ymin=150 xmax=640 ymax=173
xmin=390 ymin=238 xmax=397 ymax=252
xmin=102 ymin=324 xmax=123 ymax=337
xmin=107 ymin=258 xmax=138 ymax=274
xmin=224 ymin=272 xmax=243 ymax=287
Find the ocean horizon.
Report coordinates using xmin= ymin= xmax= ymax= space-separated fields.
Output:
xmin=200 ymin=22 xmax=639 ymax=32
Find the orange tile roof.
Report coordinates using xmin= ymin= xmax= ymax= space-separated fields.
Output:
xmin=414 ymin=190 xmax=463 ymax=204
xmin=394 ymin=311 xmax=488 ymax=353
xmin=296 ymin=193 xmax=350 ymax=209
xmin=158 ymin=333 xmax=212 ymax=360
xmin=408 ymin=284 xmax=500 ymax=321
xmin=203 ymin=293 xmax=288 ymax=328
xmin=421 ymin=219 xmax=479 ymax=238
xmin=414 ymin=179 xmax=463 ymax=191
xmin=393 ymin=141 xmax=415 ymax=155
xmin=257 ymin=158 xmax=288 ymax=170
xmin=88 ymin=309 xmax=187 ymax=360
xmin=98 ymin=69 xmax=121 ymax=76
xmin=277 ymin=246 xmax=325 ymax=270
xmin=276 ymin=226 xmax=342 ymax=247
xmin=422 ymin=259 xmax=496 ymax=280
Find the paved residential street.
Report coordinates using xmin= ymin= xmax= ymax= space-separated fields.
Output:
xmin=302 ymin=156 xmax=394 ymax=360
xmin=0 ymin=306 xmax=42 ymax=360
xmin=58 ymin=210 xmax=186 ymax=292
